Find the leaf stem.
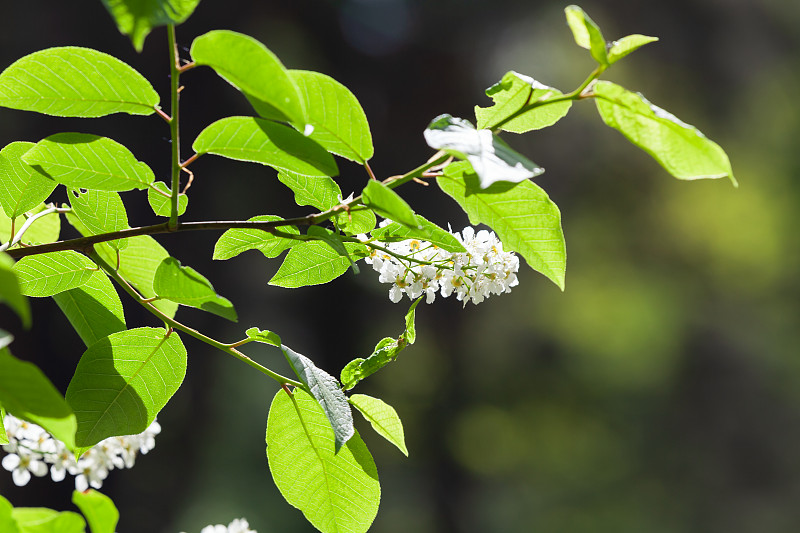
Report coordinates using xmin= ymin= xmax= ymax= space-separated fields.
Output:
xmin=0 ymin=206 xmax=71 ymax=252
xmin=168 ymin=24 xmax=182 ymax=231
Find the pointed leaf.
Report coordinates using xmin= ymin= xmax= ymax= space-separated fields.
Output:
xmin=281 ymin=345 xmax=354 ymax=451
xmin=0 ymin=253 xmax=30 ymax=327
xmin=65 ymin=327 xmax=186 ymax=448
xmin=153 ymin=257 xmax=237 ymax=321
xmin=564 ymin=5 xmax=608 ymax=65
xmin=13 ymin=250 xmax=96 ymax=297
xmin=335 ymin=207 xmax=377 ymax=236
xmin=245 ymin=327 xmax=281 ymax=347
xmin=424 ymin=114 xmax=544 ymax=189
xmin=371 ymin=215 xmax=466 ymax=253
xmin=213 ymin=215 xmax=299 ymax=261
xmin=475 ymin=71 xmax=572 ymax=133
xmin=193 ymin=117 xmax=337 ymax=177
xmin=68 ymin=190 xmax=129 ymax=251
xmin=607 ymin=34 xmax=659 ymax=64
xmin=290 ymin=70 xmax=374 ymax=163
xmin=0 ymin=142 xmax=58 ymax=218
xmin=0 ymin=406 xmax=9 ymax=446
xmin=361 ymin=180 xmax=419 ymax=229
xmin=404 ymin=296 xmax=421 ymax=345
xmin=101 ymin=0 xmax=201 ymax=52
xmin=350 ymin=394 xmax=407 ymax=456
xmin=23 ymin=133 xmax=155 ymax=192
xmin=191 ymin=30 xmax=306 ymax=126
xmin=307 ymin=226 xmax=360 ymax=273
xmin=0 ymin=47 xmax=158 ymax=117
xmin=147 ymin=181 xmax=187 ymax=217
xmin=269 ymin=241 xmax=366 ymax=288
xmin=0 ymin=203 xmax=61 ymax=247
xmin=53 ymin=270 xmax=126 ymax=347
xmin=266 ymin=389 xmax=380 ymax=533
xmin=277 ymin=170 xmax=341 ymax=210
xmin=594 ymin=81 xmax=736 ymax=184
xmin=438 ymin=161 xmax=566 ymax=289
xmin=71 ymin=490 xmax=118 ymax=533
xmin=11 ymin=508 xmax=85 ymax=533
xmin=0 ymin=348 xmax=77 ymax=450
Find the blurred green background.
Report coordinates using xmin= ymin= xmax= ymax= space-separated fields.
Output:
xmin=2 ymin=0 xmax=800 ymax=532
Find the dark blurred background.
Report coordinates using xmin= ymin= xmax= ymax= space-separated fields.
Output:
xmin=2 ymin=0 xmax=800 ymax=532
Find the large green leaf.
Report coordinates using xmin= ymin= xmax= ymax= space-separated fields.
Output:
xmin=437 ymin=162 xmax=566 ymax=289
xmin=0 ymin=203 xmax=61 ymax=247
xmin=475 ymin=71 xmax=572 ymax=133
xmin=101 ymin=0 xmax=201 ymax=52
xmin=371 ymin=214 xmax=466 ymax=253
xmin=23 ymin=133 xmax=155 ymax=192
xmin=0 ymin=47 xmax=158 ymax=117
xmin=0 ymin=348 xmax=77 ymax=450
xmin=13 ymin=250 xmax=96 ymax=297
xmin=0 ymin=494 xmax=17 ymax=533
xmin=290 ymin=70 xmax=374 ymax=164
xmin=0 ymin=142 xmax=58 ymax=218
xmin=607 ymin=34 xmax=659 ymax=64
xmin=266 ymin=389 xmax=380 ymax=533
xmin=65 ymin=327 xmax=186 ymax=448
xmin=11 ymin=508 xmax=85 ymax=533
xmin=213 ymin=215 xmax=299 ymax=261
xmin=53 ymin=270 xmax=126 ymax=347
xmin=0 ymin=253 xmax=30 ymax=327
xmin=190 ymin=30 xmax=306 ymax=126
xmin=269 ymin=241 xmax=366 ymax=288
xmin=153 ymin=257 xmax=237 ymax=321
xmin=69 ymin=190 xmax=130 ymax=251
xmin=594 ymin=81 xmax=736 ymax=184
xmin=349 ymin=394 xmax=408 ymax=456
xmin=71 ymin=490 xmax=118 ymax=533
xmin=277 ymin=170 xmax=341 ymax=210
xmin=361 ymin=180 xmax=419 ymax=229
xmin=282 ymin=345 xmax=354 ymax=451
xmin=193 ymin=117 xmax=337 ymax=177
xmin=564 ymin=5 xmax=608 ymax=65
xmin=147 ymin=181 xmax=187 ymax=217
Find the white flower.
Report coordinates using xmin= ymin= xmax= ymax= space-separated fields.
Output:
xmin=189 ymin=518 xmax=257 ymax=533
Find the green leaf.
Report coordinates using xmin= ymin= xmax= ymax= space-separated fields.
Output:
xmin=147 ymin=181 xmax=187 ymax=217
xmin=65 ymin=327 xmax=186 ymax=448
xmin=277 ymin=170 xmax=341 ymax=210
xmin=245 ymin=327 xmax=281 ymax=347
xmin=371 ymin=214 xmax=466 ymax=253
xmin=307 ymin=226 xmax=360 ymax=273
xmin=23 ymin=133 xmax=155 ymax=192
xmin=0 ymin=253 xmax=30 ymax=327
xmin=53 ymin=270 xmax=126 ymax=347
xmin=404 ymin=296 xmax=421 ymax=345
xmin=335 ymin=207 xmax=377 ymax=236
xmin=71 ymin=490 xmax=118 ymax=533
xmin=11 ymin=508 xmax=85 ymax=533
xmin=607 ymin=34 xmax=659 ymax=64
xmin=424 ymin=114 xmax=544 ymax=189
xmin=0 ymin=348 xmax=77 ymax=450
xmin=282 ymin=345 xmax=354 ymax=451
xmin=190 ymin=30 xmax=306 ymax=126
xmin=68 ymin=190 xmax=129 ymax=251
xmin=361 ymin=180 xmax=419 ymax=229
xmin=153 ymin=257 xmax=237 ymax=321
xmin=266 ymin=389 xmax=380 ymax=533
xmin=101 ymin=0 xmax=201 ymax=52
xmin=0 ymin=494 xmax=17 ymax=533
xmin=0 ymin=203 xmax=61 ymax=247
xmin=13 ymin=251 xmax=96 ymax=297
xmin=475 ymin=71 xmax=572 ymax=133
xmin=0 ymin=405 xmax=9 ymax=445
xmin=290 ymin=70 xmax=374 ymax=163
xmin=269 ymin=241 xmax=366 ymax=288
xmin=213 ymin=215 xmax=299 ymax=261
xmin=193 ymin=117 xmax=337 ymax=177
xmin=438 ymin=162 xmax=566 ymax=289
xmin=0 ymin=47 xmax=158 ymax=117
xmin=0 ymin=142 xmax=58 ymax=218
xmin=594 ymin=81 xmax=736 ymax=184
xmin=349 ymin=394 xmax=408 ymax=456
xmin=564 ymin=5 xmax=608 ymax=65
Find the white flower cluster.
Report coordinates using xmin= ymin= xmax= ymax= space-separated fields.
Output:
xmin=183 ymin=518 xmax=256 ymax=533
xmin=364 ymin=223 xmax=520 ymax=305
xmin=1 ymin=413 xmax=160 ymax=491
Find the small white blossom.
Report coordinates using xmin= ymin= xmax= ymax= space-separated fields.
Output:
xmin=181 ymin=518 xmax=257 ymax=533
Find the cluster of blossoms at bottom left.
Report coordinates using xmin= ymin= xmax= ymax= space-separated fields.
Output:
xmin=1 ymin=413 xmax=160 ymax=491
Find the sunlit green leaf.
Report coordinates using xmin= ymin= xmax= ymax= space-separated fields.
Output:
xmin=245 ymin=327 xmax=281 ymax=347
xmin=147 ymin=181 xmax=187 ymax=217
xmin=0 ymin=494 xmax=16 ymax=533
xmin=371 ymin=214 xmax=466 ymax=253
xmin=307 ymin=226 xmax=360 ymax=273
xmin=350 ymin=394 xmax=408 ymax=456
xmin=0 ymin=142 xmax=58 ymax=218
xmin=0 ymin=405 xmax=8 ymax=445
xmin=438 ymin=162 xmax=566 ymax=289
xmin=66 ymin=327 xmax=186 ymax=448
xmin=53 ymin=270 xmax=126 ymax=347
xmin=564 ymin=5 xmax=608 ymax=65
xmin=277 ymin=170 xmax=341 ymax=210
xmin=11 ymin=508 xmax=85 ymax=533
xmin=361 ymin=180 xmax=419 ymax=229
xmin=13 ymin=250 xmax=96 ymax=297
xmin=193 ymin=117 xmax=337 ymax=177
xmin=0 ymin=47 xmax=158 ymax=117
xmin=0 ymin=253 xmax=30 ymax=327
xmin=594 ymin=81 xmax=736 ymax=184
xmin=335 ymin=207 xmax=377 ymax=236
xmin=153 ymin=257 xmax=237 ymax=321
xmin=191 ymin=30 xmax=306 ymax=126
xmin=0 ymin=348 xmax=77 ymax=450
xmin=266 ymin=389 xmax=380 ymax=533
xmin=269 ymin=241 xmax=366 ymax=288
xmin=101 ymin=0 xmax=201 ymax=52
xmin=607 ymin=34 xmax=659 ymax=64
xmin=23 ymin=133 xmax=155 ymax=192
xmin=72 ymin=489 xmax=118 ymax=533
xmin=290 ymin=70 xmax=374 ymax=163
xmin=282 ymin=345 xmax=354 ymax=451
xmin=0 ymin=203 xmax=61 ymax=247
xmin=69 ymin=190 xmax=129 ymax=251
xmin=213 ymin=215 xmax=299 ymax=261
